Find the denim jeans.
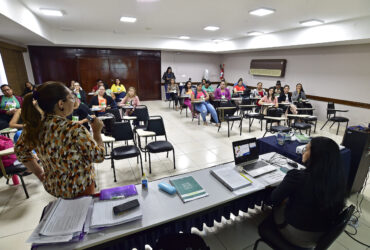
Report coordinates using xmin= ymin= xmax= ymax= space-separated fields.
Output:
xmin=195 ymin=102 xmax=219 ymax=123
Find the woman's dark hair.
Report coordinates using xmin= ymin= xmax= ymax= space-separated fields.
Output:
xmin=306 ymin=137 xmax=347 ymax=215
xmin=184 ymin=81 xmax=192 ymax=92
xmin=283 ymin=84 xmax=290 ymax=89
xmin=22 ymin=81 xmax=70 ymax=147
xmin=267 ymin=87 xmax=274 ymax=100
xmin=166 ymin=67 xmax=172 ymax=73
xmin=196 ymin=82 xmax=203 ymax=87
xmin=25 ymin=81 xmax=34 ymax=88
xmin=238 ymin=78 xmax=243 ymax=84
xmin=201 ymin=78 xmax=206 ymax=84
xmin=276 ymin=80 xmax=281 ymax=86
xmin=296 ymin=83 xmax=305 ymax=92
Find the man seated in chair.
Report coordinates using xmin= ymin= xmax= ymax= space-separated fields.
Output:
xmin=265 ymin=137 xmax=347 ymax=248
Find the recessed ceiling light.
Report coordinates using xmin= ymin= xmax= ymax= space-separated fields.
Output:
xmin=212 ymin=39 xmax=223 ymax=43
xmin=179 ymin=36 xmax=190 ymax=40
xmin=120 ymin=16 xmax=137 ymax=23
xmin=40 ymin=8 xmax=63 ymax=17
xmin=204 ymin=26 xmax=220 ymax=31
xmin=299 ymin=19 xmax=324 ymax=26
xmin=249 ymin=8 xmax=275 ymax=17
xmin=247 ymin=31 xmax=264 ymax=36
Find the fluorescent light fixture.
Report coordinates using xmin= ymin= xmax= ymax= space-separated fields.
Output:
xmin=300 ymin=19 xmax=324 ymax=26
xmin=249 ymin=8 xmax=275 ymax=17
xmin=179 ymin=36 xmax=190 ymax=40
xmin=247 ymin=31 xmax=264 ymax=36
xmin=40 ymin=8 xmax=63 ymax=16
xmin=212 ymin=39 xmax=223 ymax=43
xmin=204 ymin=26 xmax=220 ymax=31
xmin=120 ymin=16 xmax=137 ymax=23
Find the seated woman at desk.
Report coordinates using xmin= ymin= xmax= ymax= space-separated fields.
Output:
xmin=73 ymin=82 xmax=87 ymax=104
xmin=278 ymin=85 xmax=297 ymax=114
xmin=259 ymin=87 xmax=278 ymax=114
xmin=90 ymin=85 xmax=117 ymax=116
xmin=167 ymin=78 xmax=180 ymax=111
xmin=111 ymin=78 xmax=126 ymax=100
xmin=274 ymin=81 xmax=282 ymax=97
xmin=120 ymin=87 xmax=140 ymax=116
xmin=191 ymin=83 xmax=220 ymax=126
xmin=15 ymin=81 xmax=105 ymax=198
xmin=233 ymin=78 xmax=246 ymax=94
xmin=180 ymin=81 xmax=194 ymax=115
xmin=292 ymin=83 xmax=307 ymax=102
xmin=251 ymin=82 xmax=266 ymax=98
xmin=202 ymin=80 xmax=215 ymax=97
xmin=67 ymin=94 xmax=94 ymax=131
xmin=214 ymin=80 xmax=231 ymax=100
xmin=267 ymin=136 xmax=347 ymax=248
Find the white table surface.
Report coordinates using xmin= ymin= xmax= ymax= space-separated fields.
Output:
xmin=37 ymin=152 xmax=303 ymax=250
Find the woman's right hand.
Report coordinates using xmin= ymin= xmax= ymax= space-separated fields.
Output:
xmin=91 ymin=117 xmax=104 ymax=133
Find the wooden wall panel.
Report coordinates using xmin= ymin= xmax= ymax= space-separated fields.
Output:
xmin=28 ymin=46 xmax=161 ymax=100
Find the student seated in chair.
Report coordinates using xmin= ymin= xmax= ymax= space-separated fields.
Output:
xmin=292 ymin=83 xmax=307 ymax=102
xmin=191 ymin=83 xmax=220 ymax=126
xmin=167 ymin=78 xmax=180 ymax=110
xmin=202 ymin=80 xmax=215 ymax=100
xmin=259 ymin=87 xmax=278 ymax=115
xmin=90 ymin=85 xmax=117 ymax=116
xmin=274 ymin=81 xmax=282 ymax=98
xmin=267 ymin=137 xmax=347 ymax=248
xmin=214 ymin=80 xmax=231 ymax=100
xmin=181 ymin=81 xmax=193 ymax=115
xmin=233 ymin=78 xmax=247 ymax=94
xmin=120 ymin=87 xmax=140 ymax=116
xmin=278 ymin=85 xmax=297 ymax=115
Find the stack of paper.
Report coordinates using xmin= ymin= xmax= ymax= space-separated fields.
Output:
xmin=170 ymin=176 xmax=208 ymax=203
xmin=210 ymin=166 xmax=252 ymax=191
xmin=90 ymin=197 xmax=142 ymax=228
xmin=28 ymin=197 xmax=92 ymax=244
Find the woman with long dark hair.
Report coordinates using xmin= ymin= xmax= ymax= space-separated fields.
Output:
xmin=292 ymin=83 xmax=306 ymax=102
xmin=14 ymin=82 xmax=105 ymax=198
xmin=268 ymin=136 xmax=347 ymax=248
xmin=259 ymin=87 xmax=278 ymax=114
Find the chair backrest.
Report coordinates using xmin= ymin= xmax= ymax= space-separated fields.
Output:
xmin=111 ymin=122 xmax=134 ymax=142
xmin=219 ymin=101 xmax=237 ymax=117
xmin=147 ymin=116 xmax=167 ymax=138
xmin=106 ymin=108 xmax=122 ymax=122
xmin=132 ymin=105 xmax=149 ymax=124
xmin=315 ymin=205 xmax=355 ymax=250
xmin=327 ymin=102 xmax=336 ymax=116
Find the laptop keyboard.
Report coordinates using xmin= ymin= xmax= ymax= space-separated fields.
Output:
xmin=243 ymin=161 xmax=269 ymax=171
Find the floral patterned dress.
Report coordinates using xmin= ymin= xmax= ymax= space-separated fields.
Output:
xmin=15 ymin=115 xmax=105 ymax=198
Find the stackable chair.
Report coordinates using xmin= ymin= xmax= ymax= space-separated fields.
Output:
xmin=263 ymin=107 xmax=290 ymax=137
xmin=217 ymin=101 xmax=242 ymax=137
xmin=320 ymin=102 xmax=349 ymax=135
xmin=110 ymin=122 xmax=143 ymax=182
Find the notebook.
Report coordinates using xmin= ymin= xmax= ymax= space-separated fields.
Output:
xmin=100 ymin=185 xmax=138 ymax=200
xmin=90 ymin=197 xmax=142 ymax=228
xmin=170 ymin=176 xmax=208 ymax=203
xmin=210 ymin=166 xmax=252 ymax=191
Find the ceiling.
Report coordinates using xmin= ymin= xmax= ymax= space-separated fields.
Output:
xmin=1 ymin=0 xmax=370 ymax=52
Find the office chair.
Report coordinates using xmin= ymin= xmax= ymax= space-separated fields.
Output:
xmin=320 ymin=102 xmax=349 ymax=135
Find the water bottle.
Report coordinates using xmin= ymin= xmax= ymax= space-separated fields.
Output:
xmin=277 ymin=132 xmax=286 ymax=146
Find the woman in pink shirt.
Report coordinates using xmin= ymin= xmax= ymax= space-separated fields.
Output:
xmin=191 ymin=83 xmax=220 ymax=126
xmin=214 ymin=80 xmax=231 ymax=100
xmin=120 ymin=87 xmax=140 ymax=116
xmin=259 ymin=87 xmax=278 ymax=114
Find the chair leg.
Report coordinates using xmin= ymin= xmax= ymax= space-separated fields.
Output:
xmin=314 ymin=120 xmax=317 ymax=133
xmin=6 ymin=178 xmax=9 ymax=185
xmin=253 ymin=239 xmax=262 ymax=250
xmin=249 ymin=117 xmax=252 ymax=132
xmin=346 ymin=121 xmax=349 ymax=131
xmin=18 ymin=175 xmax=29 ymax=199
xmin=336 ymin=122 xmax=340 ymax=135
xmin=260 ymin=119 xmax=263 ymax=131
xmin=148 ymin=153 xmax=152 ymax=174
xmin=139 ymin=153 xmax=144 ymax=176
xmin=185 ymin=107 xmax=188 ymax=118
xmin=240 ymin=119 xmax=242 ymax=135
xmin=167 ymin=151 xmax=169 ymax=158
xmin=227 ymin=121 xmax=230 ymax=137
xmin=263 ymin=130 xmax=268 ymax=137
xmin=111 ymin=158 xmax=117 ymax=182
xmin=218 ymin=122 xmax=221 ymax=132
xmin=172 ymin=150 xmax=176 ymax=170
xmin=231 ymin=121 xmax=234 ymax=130
xmin=320 ymin=119 xmax=330 ymax=130
xmin=137 ymin=156 xmax=139 ymax=164
xmin=329 ymin=121 xmax=336 ymax=129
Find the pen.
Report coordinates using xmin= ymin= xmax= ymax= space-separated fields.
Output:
xmin=240 ymin=173 xmax=253 ymax=183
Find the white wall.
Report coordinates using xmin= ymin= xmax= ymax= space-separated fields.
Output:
xmin=222 ymin=44 xmax=370 ymax=126
xmin=22 ymin=51 xmax=34 ymax=84
xmin=161 ymin=51 xmax=222 ymax=83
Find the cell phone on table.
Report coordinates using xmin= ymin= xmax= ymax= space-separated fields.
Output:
xmin=86 ymin=114 xmax=94 ymax=122
xmin=113 ymin=199 xmax=140 ymax=215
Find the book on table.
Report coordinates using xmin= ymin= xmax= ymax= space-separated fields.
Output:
xmin=169 ymin=176 xmax=208 ymax=203
xmin=210 ymin=165 xmax=252 ymax=191
xmin=100 ymin=184 xmax=138 ymax=200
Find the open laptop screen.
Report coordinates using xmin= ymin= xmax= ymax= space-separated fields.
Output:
xmin=232 ymin=138 xmax=259 ymax=165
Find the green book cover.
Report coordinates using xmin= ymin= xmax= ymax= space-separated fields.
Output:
xmin=170 ymin=176 xmax=208 ymax=202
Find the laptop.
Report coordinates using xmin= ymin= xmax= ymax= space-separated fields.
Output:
xmin=232 ymin=138 xmax=276 ymax=177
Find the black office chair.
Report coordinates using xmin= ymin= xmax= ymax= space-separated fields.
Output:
xmin=154 ymin=233 xmax=210 ymax=250
xmin=291 ymin=121 xmax=312 ymax=135
xmin=241 ymin=98 xmax=264 ymax=132
xmin=106 ymin=108 xmax=122 ymax=122
xmin=253 ymin=205 xmax=355 ymax=250
xmin=263 ymin=108 xmax=290 ymax=137
xmin=320 ymin=102 xmax=349 ymax=135
xmin=217 ymin=101 xmax=242 ymax=137
xmin=144 ymin=116 xmax=175 ymax=174
xmin=110 ymin=122 xmax=143 ymax=182
xmin=0 ymin=163 xmax=31 ymax=199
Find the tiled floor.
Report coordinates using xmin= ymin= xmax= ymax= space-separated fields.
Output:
xmin=0 ymin=100 xmax=369 ymax=250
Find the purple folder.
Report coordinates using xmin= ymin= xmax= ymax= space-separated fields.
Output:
xmin=99 ymin=185 xmax=138 ymax=200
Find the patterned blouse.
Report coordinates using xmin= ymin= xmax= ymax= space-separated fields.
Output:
xmin=15 ymin=115 xmax=105 ymax=198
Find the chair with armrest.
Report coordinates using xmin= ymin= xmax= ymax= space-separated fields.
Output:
xmin=263 ymin=107 xmax=290 ymax=137
xmin=241 ymin=98 xmax=263 ymax=132
xmin=144 ymin=116 xmax=175 ymax=174
xmin=132 ymin=105 xmax=150 ymax=141
xmin=320 ymin=102 xmax=349 ymax=135
xmin=253 ymin=205 xmax=355 ymax=250
xmin=106 ymin=108 xmax=122 ymax=122
xmin=217 ymin=101 xmax=242 ymax=137
xmin=110 ymin=122 xmax=143 ymax=182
